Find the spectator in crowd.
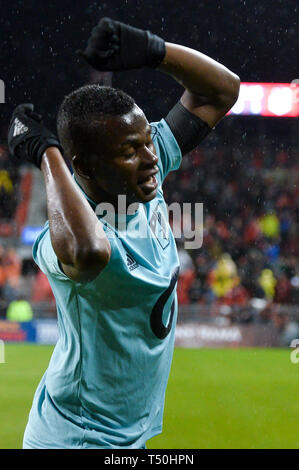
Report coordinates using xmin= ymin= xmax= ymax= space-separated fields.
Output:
xmin=0 ymin=137 xmax=297 ymax=323
xmin=258 ymin=210 xmax=280 ymax=239
xmin=274 ymin=273 xmax=292 ymax=303
xmin=169 ymin=142 xmax=298 ymax=308
xmin=177 ymin=269 xmax=195 ymax=305
xmin=6 ymin=294 xmax=33 ymax=322
xmin=0 ymin=145 xmax=19 ymax=219
xmin=0 ymin=245 xmax=22 ymax=302
xmin=258 ymin=269 xmax=277 ymax=301
xmin=207 ymin=253 xmax=240 ymax=300
xmin=31 ymin=269 xmax=55 ymax=305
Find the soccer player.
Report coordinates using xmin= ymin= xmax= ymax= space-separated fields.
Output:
xmin=8 ymin=18 xmax=240 ymax=449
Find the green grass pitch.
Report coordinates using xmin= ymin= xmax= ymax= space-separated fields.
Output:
xmin=0 ymin=344 xmax=298 ymax=449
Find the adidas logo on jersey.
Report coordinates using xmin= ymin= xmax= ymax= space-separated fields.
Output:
xmin=13 ymin=118 xmax=28 ymax=137
xmin=126 ymin=253 xmax=139 ymax=272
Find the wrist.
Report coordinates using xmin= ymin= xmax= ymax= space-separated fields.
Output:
xmin=145 ymin=30 xmax=166 ymax=68
xmin=157 ymin=42 xmax=182 ymax=72
xmin=41 ymin=146 xmax=65 ymax=172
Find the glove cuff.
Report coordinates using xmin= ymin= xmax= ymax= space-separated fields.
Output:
xmin=30 ymin=137 xmax=64 ymax=169
xmin=146 ymin=31 xmax=166 ymax=68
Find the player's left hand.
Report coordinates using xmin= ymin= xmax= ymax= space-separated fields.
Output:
xmin=8 ymin=104 xmax=63 ymax=169
xmin=78 ymin=17 xmax=166 ymax=71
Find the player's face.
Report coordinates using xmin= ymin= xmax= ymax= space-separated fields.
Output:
xmin=88 ymin=105 xmax=159 ymax=204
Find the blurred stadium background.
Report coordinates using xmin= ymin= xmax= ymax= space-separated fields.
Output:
xmin=0 ymin=0 xmax=298 ymax=449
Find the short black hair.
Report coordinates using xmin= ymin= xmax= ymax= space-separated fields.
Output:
xmin=57 ymin=84 xmax=135 ymax=161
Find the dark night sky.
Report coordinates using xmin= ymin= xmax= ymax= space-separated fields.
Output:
xmin=0 ymin=0 xmax=298 ymax=137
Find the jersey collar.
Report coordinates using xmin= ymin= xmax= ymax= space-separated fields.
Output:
xmin=72 ymin=173 xmax=141 ymax=223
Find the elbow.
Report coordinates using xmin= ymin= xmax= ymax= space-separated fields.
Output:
xmin=75 ymin=241 xmax=111 ymax=271
xmin=221 ymin=73 xmax=241 ymax=111
xmin=92 ymin=244 xmax=111 ymax=269
xmin=99 ymin=242 xmax=111 ymax=267
xmin=229 ymin=73 xmax=241 ymax=105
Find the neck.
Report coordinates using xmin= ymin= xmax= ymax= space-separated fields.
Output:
xmin=74 ymin=173 xmax=138 ymax=214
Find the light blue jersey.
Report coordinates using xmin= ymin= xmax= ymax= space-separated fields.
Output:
xmin=23 ymin=119 xmax=182 ymax=449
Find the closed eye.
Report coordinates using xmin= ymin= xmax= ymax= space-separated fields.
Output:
xmin=122 ymin=139 xmax=155 ymax=158
xmin=146 ymin=140 xmax=155 ymax=150
xmin=123 ymin=151 xmax=137 ymax=158
xmin=119 ymin=125 xmax=156 ymax=158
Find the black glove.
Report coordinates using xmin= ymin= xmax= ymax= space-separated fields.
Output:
xmin=78 ymin=17 xmax=166 ymax=71
xmin=8 ymin=104 xmax=63 ymax=169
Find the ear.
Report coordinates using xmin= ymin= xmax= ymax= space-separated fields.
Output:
xmin=72 ymin=155 xmax=91 ymax=180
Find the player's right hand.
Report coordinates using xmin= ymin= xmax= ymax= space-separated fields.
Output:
xmin=8 ymin=104 xmax=63 ymax=169
xmin=78 ymin=17 xmax=166 ymax=71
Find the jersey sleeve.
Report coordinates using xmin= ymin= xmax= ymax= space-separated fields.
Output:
xmin=32 ymin=219 xmax=116 ymax=284
xmin=32 ymin=221 xmax=73 ymax=282
xmin=150 ymin=118 xmax=182 ymax=185
xmin=164 ymin=101 xmax=212 ymax=155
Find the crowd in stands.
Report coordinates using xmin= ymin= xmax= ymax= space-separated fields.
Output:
xmin=164 ymin=142 xmax=298 ymax=311
xmin=0 ymin=138 xmax=297 ymax=329
xmin=0 ymin=241 xmax=56 ymax=319
xmin=0 ymin=143 xmax=56 ymax=319
xmin=0 ymin=144 xmax=19 ymax=222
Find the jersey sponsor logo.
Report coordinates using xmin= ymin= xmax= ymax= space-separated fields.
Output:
xmin=126 ymin=252 xmax=139 ymax=272
xmin=13 ymin=117 xmax=28 ymax=137
xmin=150 ymin=266 xmax=180 ymax=339
xmin=149 ymin=203 xmax=170 ymax=250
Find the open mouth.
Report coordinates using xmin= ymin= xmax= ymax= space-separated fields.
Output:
xmin=138 ymin=174 xmax=157 ymax=185
xmin=137 ymin=167 xmax=159 ymax=187
xmin=137 ymin=173 xmax=158 ymax=196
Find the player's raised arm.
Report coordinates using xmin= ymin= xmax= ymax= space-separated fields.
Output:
xmin=158 ymin=43 xmax=240 ymax=128
xmin=78 ymin=17 xmax=240 ymax=153
xmin=7 ymin=104 xmax=111 ymax=283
